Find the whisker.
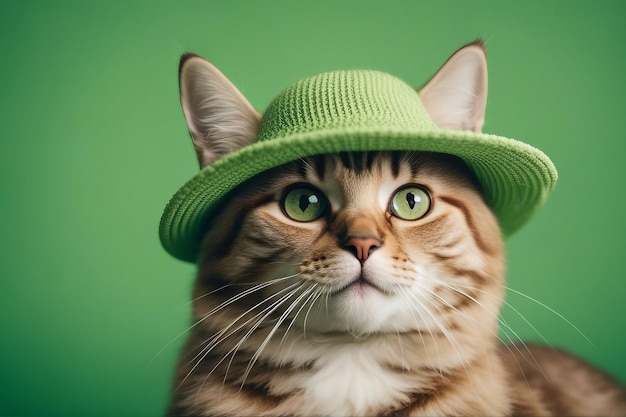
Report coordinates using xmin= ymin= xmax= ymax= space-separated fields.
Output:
xmin=155 ymin=274 xmax=301 ymax=366
xmin=226 ymin=285 xmax=305 ymax=388
xmin=195 ymin=282 xmax=304 ymax=394
xmin=149 ymin=283 xmax=238 ymax=364
xmin=505 ymin=286 xmax=593 ymax=345
xmin=395 ymin=284 xmax=441 ymax=372
xmin=242 ymin=283 xmax=320 ymax=385
xmin=414 ymin=268 xmax=530 ymax=367
xmin=409 ymin=282 xmax=475 ymax=382
xmin=181 ymin=280 xmax=302 ymax=389
xmin=303 ymin=287 xmax=327 ymax=341
xmin=204 ymin=273 xmax=302 ymax=321
xmin=423 ymin=282 xmax=507 ymax=345
xmin=204 ymin=281 xmax=301 ymax=358
xmin=280 ymin=285 xmax=323 ymax=347
xmin=410 ymin=280 xmax=501 ymax=415
xmin=400 ymin=285 xmax=464 ymax=378
xmin=447 ymin=282 xmax=549 ymax=380
xmin=416 ymin=279 xmax=532 ymax=384
xmin=453 ymin=281 xmax=554 ymax=349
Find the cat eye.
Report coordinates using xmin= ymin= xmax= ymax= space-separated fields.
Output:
xmin=281 ymin=185 xmax=329 ymax=222
xmin=389 ymin=185 xmax=431 ymax=220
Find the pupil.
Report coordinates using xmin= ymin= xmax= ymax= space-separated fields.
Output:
xmin=299 ymin=194 xmax=310 ymax=212
xmin=406 ymin=192 xmax=416 ymax=210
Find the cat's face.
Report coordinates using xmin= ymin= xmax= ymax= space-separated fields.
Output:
xmin=195 ymin=151 xmax=504 ymax=338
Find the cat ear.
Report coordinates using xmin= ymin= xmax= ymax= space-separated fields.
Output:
xmin=418 ymin=41 xmax=488 ymax=133
xmin=179 ymin=53 xmax=261 ymax=168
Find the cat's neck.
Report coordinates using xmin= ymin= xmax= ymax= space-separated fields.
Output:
xmin=285 ymin=337 xmax=432 ymax=416
xmin=208 ymin=329 xmax=510 ymax=416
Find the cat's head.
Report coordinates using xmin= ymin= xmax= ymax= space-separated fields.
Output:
xmin=163 ymin=41 xmax=556 ymax=265
xmin=175 ymin=42 xmax=506 ymax=338
xmin=196 ymin=150 xmax=504 ymax=338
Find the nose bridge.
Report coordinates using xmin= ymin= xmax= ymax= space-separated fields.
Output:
xmin=335 ymin=209 xmax=384 ymax=262
xmin=333 ymin=173 xmax=384 ymax=241
xmin=328 ymin=172 xmax=386 ymax=261
xmin=335 ymin=177 xmax=382 ymax=239
xmin=342 ymin=213 xmax=381 ymax=240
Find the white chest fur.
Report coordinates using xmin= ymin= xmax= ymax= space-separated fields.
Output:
xmin=295 ymin=344 xmax=414 ymax=416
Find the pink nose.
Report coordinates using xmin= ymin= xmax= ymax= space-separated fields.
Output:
xmin=344 ymin=236 xmax=382 ymax=263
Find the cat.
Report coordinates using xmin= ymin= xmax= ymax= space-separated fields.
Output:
xmin=163 ymin=42 xmax=626 ymax=416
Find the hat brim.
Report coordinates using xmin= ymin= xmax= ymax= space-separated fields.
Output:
xmin=160 ymin=127 xmax=557 ymax=263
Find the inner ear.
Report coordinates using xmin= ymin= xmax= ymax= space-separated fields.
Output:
xmin=179 ymin=54 xmax=262 ymax=168
xmin=418 ymin=41 xmax=488 ymax=133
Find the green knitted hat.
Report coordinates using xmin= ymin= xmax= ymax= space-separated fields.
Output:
xmin=160 ymin=70 xmax=557 ymax=263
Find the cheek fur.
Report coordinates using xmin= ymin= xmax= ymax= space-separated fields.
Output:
xmin=383 ymin=199 xmax=504 ymax=323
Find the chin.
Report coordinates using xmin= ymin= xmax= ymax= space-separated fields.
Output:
xmin=300 ymin=286 xmax=414 ymax=336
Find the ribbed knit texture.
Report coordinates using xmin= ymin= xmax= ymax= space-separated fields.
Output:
xmin=258 ymin=71 xmax=437 ymax=142
xmin=160 ymin=70 xmax=557 ymax=263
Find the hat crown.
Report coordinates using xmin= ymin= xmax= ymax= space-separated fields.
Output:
xmin=258 ymin=70 xmax=437 ymax=142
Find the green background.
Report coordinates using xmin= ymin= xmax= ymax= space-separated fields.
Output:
xmin=1 ymin=2 xmax=624 ymax=416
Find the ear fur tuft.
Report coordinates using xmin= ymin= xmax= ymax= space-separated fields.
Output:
xmin=419 ymin=41 xmax=488 ymax=132
xmin=179 ymin=54 xmax=261 ymax=168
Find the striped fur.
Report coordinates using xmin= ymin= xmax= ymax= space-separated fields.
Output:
xmin=168 ymin=151 xmax=625 ymax=416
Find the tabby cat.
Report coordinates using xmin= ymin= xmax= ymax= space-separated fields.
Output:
xmin=164 ymin=42 xmax=626 ymax=416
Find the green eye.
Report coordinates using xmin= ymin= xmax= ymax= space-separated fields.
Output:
xmin=389 ymin=185 xmax=431 ymax=220
xmin=282 ymin=185 xmax=328 ymax=222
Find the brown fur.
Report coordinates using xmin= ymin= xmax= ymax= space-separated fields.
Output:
xmin=168 ymin=152 xmax=626 ymax=416
xmin=169 ymin=43 xmax=625 ymax=416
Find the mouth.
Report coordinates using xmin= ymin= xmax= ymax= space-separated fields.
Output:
xmin=332 ymin=275 xmax=386 ymax=296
